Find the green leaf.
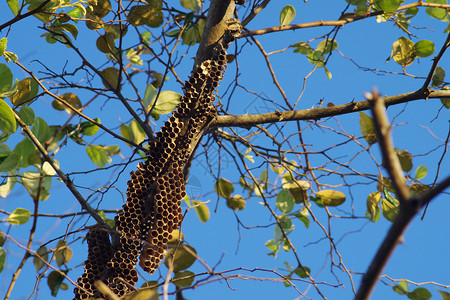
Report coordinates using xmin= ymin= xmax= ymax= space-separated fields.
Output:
xmin=396 ymin=149 xmax=413 ymax=172
xmin=164 ymin=245 xmax=197 ymax=272
xmin=382 ymin=187 xmax=399 ymax=222
xmin=441 ymin=97 xmax=450 ymax=108
xmin=86 ymin=145 xmax=109 ymax=168
xmin=414 ymin=165 xmax=428 ymax=180
xmin=47 ymin=270 xmax=65 ymax=297
xmin=192 ymin=200 xmax=210 ymax=222
xmin=226 ymin=194 xmax=246 ymax=210
xmin=317 ymin=39 xmax=338 ymax=55
xmin=58 ymin=23 xmax=78 ymax=39
xmin=10 ymin=77 xmax=39 ymax=105
xmin=33 ymin=246 xmax=48 ymax=272
xmin=22 ymin=171 xmax=52 ymax=200
xmin=374 ymin=0 xmax=402 ymax=12
xmin=0 ymin=171 xmax=17 ymax=198
xmin=366 ymin=192 xmax=381 ymax=222
xmin=7 ymin=0 xmax=20 ymax=15
xmin=414 ymin=40 xmax=435 ymax=57
xmin=128 ymin=5 xmax=163 ymax=27
xmin=393 ymin=280 xmax=409 ymax=295
xmin=13 ymin=138 xmax=37 ymax=168
xmin=180 ymin=0 xmax=201 ymax=11
xmin=295 ymin=209 xmax=310 ymax=229
xmin=280 ymin=5 xmax=296 ymax=26
xmin=80 ymin=119 xmax=100 ymax=136
xmin=0 ymin=64 xmax=13 ymax=94
xmin=391 ymin=37 xmax=416 ymax=66
xmin=0 ymin=247 xmax=5 ymax=273
xmin=101 ymin=67 xmax=120 ymax=90
xmin=31 ymin=117 xmax=51 ymax=144
xmin=294 ymin=266 xmax=311 ymax=278
xmin=173 ymin=270 xmax=195 ymax=287
xmin=129 ymin=120 xmax=146 ymax=145
xmin=0 ymin=152 xmax=18 ymax=172
xmin=0 ymin=38 xmax=7 ymax=56
xmin=7 ymin=208 xmax=31 ymax=225
xmin=426 ymin=0 xmax=448 ymax=20
xmin=276 ymin=189 xmax=295 ymax=213
xmin=0 ymin=99 xmax=16 ymax=134
xmin=55 ymin=240 xmax=72 ymax=266
xmin=165 ymin=29 xmax=181 ymax=37
xmin=317 ymin=190 xmax=346 ymax=206
xmin=143 ymin=83 xmax=158 ymax=109
xmin=359 ymin=111 xmax=377 ymax=144
xmin=292 ymin=42 xmax=313 ymax=55
xmin=432 ymin=67 xmax=445 ymax=87
xmin=148 ymin=90 xmax=181 ymax=115
xmin=408 ymin=287 xmax=432 ymax=300
xmin=181 ymin=19 xmax=205 ymax=45
xmin=214 ymin=178 xmax=234 ymax=199
xmin=438 ymin=289 xmax=450 ymax=300
xmin=18 ymin=106 xmax=35 ymax=126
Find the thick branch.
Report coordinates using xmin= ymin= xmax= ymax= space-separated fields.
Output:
xmin=210 ymin=89 xmax=449 ymax=128
xmin=355 ymin=91 xmax=450 ymax=299
xmin=367 ymin=89 xmax=410 ymax=202
xmin=194 ymin=0 xmax=235 ymax=67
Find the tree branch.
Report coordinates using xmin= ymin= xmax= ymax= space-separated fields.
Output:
xmin=239 ymin=2 xmax=450 ymax=38
xmin=355 ymin=90 xmax=450 ymax=299
xmin=14 ymin=112 xmax=110 ymax=228
xmin=210 ymin=89 xmax=449 ymax=128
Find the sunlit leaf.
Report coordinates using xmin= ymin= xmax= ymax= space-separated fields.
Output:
xmin=7 ymin=207 xmax=31 ymax=225
xmin=31 ymin=117 xmax=51 ymax=144
xmin=0 ymin=99 xmax=16 ymax=134
xmin=276 ymin=189 xmax=295 ymax=213
xmin=391 ymin=37 xmax=415 ymax=66
xmin=280 ymin=5 xmax=296 ymax=26
xmin=366 ymin=192 xmax=381 ymax=222
xmin=128 ymin=5 xmax=163 ymax=27
xmin=214 ymin=178 xmax=234 ymax=199
xmin=0 ymin=171 xmax=17 ymax=198
xmin=226 ymin=194 xmax=246 ymax=210
xmin=55 ymin=240 xmax=72 ymax=266
xmin=317 ymin=190 xmax=346 ymax=206
xmin=192 ymin=200 xmax=210 ymax=222
xmin=143 ymin=83 xmax=158 ymax=109
xmin=295 ymin=209 xmax=310 ymax=229
xmin=382 ymin=188 xmax=399 ymax=222
xmin=164 ymin=245 xmax=197 ymax=272
xmin=7 ymin=0 xmax=20 ymax=15
xmin=374 ymin=0 xmax=402 ymax=12
xmin=80 ymin=118 xmax=100 ymax=136
xmin=148 ymin=90 xmax=181 ymax=115
xmin=438 ymin=289 xmax=450 ymax=300
xmin=317 ymin=39 xmax=338 ymax=55
xmin=292 ymin=41 xmax=313 ymax=55
xmin=86 ymin=145 xmax=109 ymax=168
xmin=359 ymin=111 xmax=377 ymax=144
xmin=181 ymin=0 xmax=201 ymax=11
xmin=408 ymin=287 xmax=432 ymax=300
xmin=414 ymin=165 xmax=428 ymax=180
xmin=414 ymin=40 xmax=435 ymax=57
xmin=426 ymin=0 xmax=448 ymax=20
xmin=0 ymin=38 xmax=7 ymax=56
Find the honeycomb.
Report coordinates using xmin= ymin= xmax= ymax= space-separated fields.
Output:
xmin=74 ymin=20 xmax=241 ymax=299
xmin=73 ymin=225 xmax=113 ymax=299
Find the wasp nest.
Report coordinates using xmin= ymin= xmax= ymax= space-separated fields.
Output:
xmin=74 ymin=225 xmax=112 ymax=299
xmin=74 ymin=20 xmax=241 ymax=299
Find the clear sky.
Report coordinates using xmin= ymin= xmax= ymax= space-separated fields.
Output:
xmin=0 ymin=1 xmax=449 ymax=299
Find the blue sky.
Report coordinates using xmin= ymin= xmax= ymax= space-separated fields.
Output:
xmin=1 ymin=1 xmax=449 ymax=299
